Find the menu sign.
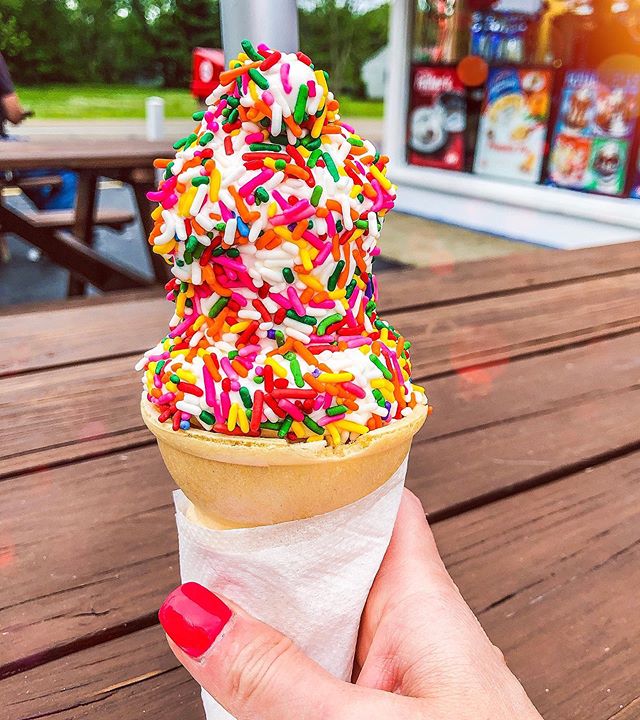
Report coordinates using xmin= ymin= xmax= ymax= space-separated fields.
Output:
xmin=548 ymin=70 xmax=639 ymax=196
xmin=473 ymin=67 xmax=552 ymax=183
xmin=407 ymin=66 xmax=466 ymax=171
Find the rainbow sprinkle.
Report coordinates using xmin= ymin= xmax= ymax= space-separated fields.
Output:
xmin=136 ymin=41 xmax=429 ymax=446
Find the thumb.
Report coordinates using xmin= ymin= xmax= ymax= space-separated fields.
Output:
xmin=159 ymin=582 xmax=352 ymax=720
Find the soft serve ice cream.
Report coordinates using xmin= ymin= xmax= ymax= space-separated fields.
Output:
xmin=137 ymin=41 xmax=428 ymax=446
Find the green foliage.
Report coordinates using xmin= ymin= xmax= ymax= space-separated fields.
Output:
xmin=339 ymin=95 xmax=384 ymax=118
xmin=3 ymin=0 xmax=388 ymax=96
xmin=2 ymin=0 xmax=76 ymax=83
xmin=0 ymin=11 xmax=30 ymax=57
xmin=16 ymin=84 xmax=382 ymax=119
xmin=3 ymin=0 xmax=221 ymax=86
xmin=299 ymin=0 xmax=389 ymax=95
xmin=16 ymin=84 xmax=198 ymax=118
xmin=151 ymin=0 xmax=221 ymax=87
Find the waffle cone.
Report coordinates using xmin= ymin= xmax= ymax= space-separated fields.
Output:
xmin=141 ymin=397 xmax=427 ymax=529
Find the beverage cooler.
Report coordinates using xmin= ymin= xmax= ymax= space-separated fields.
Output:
xmin=383 ymin=0 xmax=640 ymax=247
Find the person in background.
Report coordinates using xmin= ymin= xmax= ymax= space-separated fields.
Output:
xmin=0 ymin=51 xmax=29 ymax=135
xmin=0 ymin=50 xmax=77 ymax=211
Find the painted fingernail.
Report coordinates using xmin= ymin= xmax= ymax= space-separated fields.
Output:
xmin=159 ymin=582 xmax=232 ymax=658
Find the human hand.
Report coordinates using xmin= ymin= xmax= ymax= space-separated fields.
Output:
xmin=159 ymin=490 xmax=543 ymax=719
xmin=1 ymin=94 xmax=28 ymax=125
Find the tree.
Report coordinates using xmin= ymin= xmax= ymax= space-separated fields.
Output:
xmin=2 ymin=0 xmax=387 ymax=92
xmin=152 ymin=0 xmax=221 ymax=87
xmin=0 ymin=11 xmax=30 ymax=58
xmin=2 ymin=0 xmax=78 ymax=83
xmin=299 ymin=0 xmax=389 ymax=96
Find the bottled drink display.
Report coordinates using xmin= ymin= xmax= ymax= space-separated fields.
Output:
xmin=470 ymin=13 xmax=528 ymax=64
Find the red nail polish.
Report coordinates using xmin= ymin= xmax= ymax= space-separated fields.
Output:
xmin=159 ymin=582 xmax=232 ymax=658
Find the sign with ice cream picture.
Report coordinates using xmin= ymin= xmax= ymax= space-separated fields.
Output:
xmin=548 ymin=70 xmax=640 ymax=196
xmin=474 ymin=67 xmax=552 ymax=183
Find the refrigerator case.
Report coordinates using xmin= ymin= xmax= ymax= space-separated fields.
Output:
xmin=473 ymin=67 xmax=552 ymax=183
xmin=548 ymin=70 xmax=639 ymax=196
xmin=407 ymin=66 xmax=467 ymax=171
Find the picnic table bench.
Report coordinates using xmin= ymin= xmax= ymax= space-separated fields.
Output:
xmin=0 ymin=140 xmax=172 ymax=295
xmin=1 ymin=241 xmax=639 ymax=719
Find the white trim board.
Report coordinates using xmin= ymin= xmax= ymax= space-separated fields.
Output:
xmin=394 ymin=182 xmax=640 ymax=249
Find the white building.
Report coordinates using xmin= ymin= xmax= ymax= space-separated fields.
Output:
xmin=361 ymin=46 xmax=388 ymax=100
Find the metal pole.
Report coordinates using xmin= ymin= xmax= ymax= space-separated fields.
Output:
xmin=220 ymin=0 xmax=299 ymax=62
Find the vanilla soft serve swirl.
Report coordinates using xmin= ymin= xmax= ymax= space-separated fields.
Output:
xmin=137 ymin=41 xmax=428 ymax=445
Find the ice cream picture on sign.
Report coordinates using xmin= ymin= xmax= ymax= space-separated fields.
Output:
xmin=137 ymin=41 xmax=428 ymax=458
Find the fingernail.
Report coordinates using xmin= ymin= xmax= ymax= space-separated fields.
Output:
xmin=159 ymin=582 xmax=232 ymax=658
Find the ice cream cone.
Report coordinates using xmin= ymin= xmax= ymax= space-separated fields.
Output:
xmin=141 ymin=397 xmax=427 ymax=529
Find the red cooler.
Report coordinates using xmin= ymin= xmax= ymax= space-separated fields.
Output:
xmin=191 ymin=47 xmax=225 ymax=102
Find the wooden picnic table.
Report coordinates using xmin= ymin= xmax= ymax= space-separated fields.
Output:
xmin=1 ymin=241 xmax=639 ymax=719
xmin=0 ymin=140 xmax=172 ymax=295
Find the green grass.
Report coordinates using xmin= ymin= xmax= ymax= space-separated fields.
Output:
xmin=16 ymin=84 xmax=383 ymax=120
xmin=337 ymin=96 xmax=384 ymax=118
xmin=17 ymin=85 xmax=198 ymax=119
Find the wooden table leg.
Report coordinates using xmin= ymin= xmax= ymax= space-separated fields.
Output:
xmin=0 ymin=182 xmax=10 ymax=264
xmin=131 ymin=176 xmax=170 ymax=284
xmin=68 ymin=170 xmax=98 ymax=296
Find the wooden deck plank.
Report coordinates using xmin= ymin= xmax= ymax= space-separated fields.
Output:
xmin=0 ymin=447 xmax=177 ymax=676
xmin=438 ymin=450 xmax=640 ymax=720
xmin=0 ymin=355 xmax=144 ymax=476
xmin=2 ymin=358 xmax=639 ymax=673
xmin=2 ymin=327 xmax=638 ymax=479
xmin=2 ymin=626 xmax=200 ymax=720
xmin=2 ymin=248 xmax=639 ymax=711
xmin=388 ymin=271 xmax=640 ymax=379
xmin=419 ymin=330 xmax=640 ymax=441
xmin=2 ymin=255 xmax=639 ymax=379
xmin=16 ymin=238 xmax=632 ymax=318
xmin=0 ymin=140 xmax=171 ymax=172
xmin=0 ymin=287 xmax=158 ymax=318
xmin=3 ymin=240 xmax=634 ymax=320
xmin=0 ymin=294 xmax=169 ymax=378
xmin=410 ymin=383 xmax=640 ymax=519
xmin=4 ymin=451 xmax=639 ymax=720
xmin=0 ymin=429 xmax=150 ymax=480
xmin=377 ymin=240 xmax=640 ymax=312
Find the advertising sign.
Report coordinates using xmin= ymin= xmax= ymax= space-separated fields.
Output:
xmin=407 ymin=66 xmax=467 ymax=171
xmin=473 ymin=67 xmax=552 ymax=183
xmin=548 ymin=70 xmax=639 ymax=196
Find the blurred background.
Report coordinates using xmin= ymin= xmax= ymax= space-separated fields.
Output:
xmin=1 ymin=0 xmax=639 ymax=305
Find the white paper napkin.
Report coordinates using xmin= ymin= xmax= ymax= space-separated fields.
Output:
xmin=173 ymin=455 xmax=408 ymax=720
